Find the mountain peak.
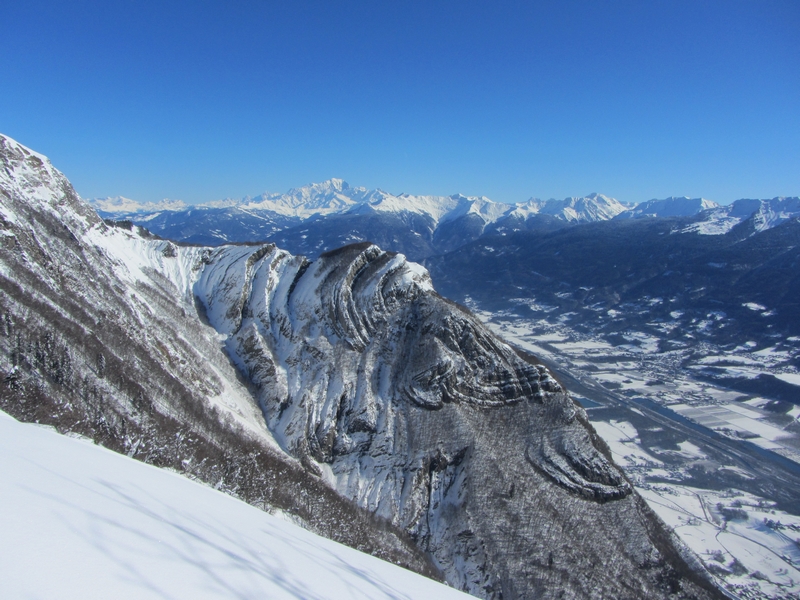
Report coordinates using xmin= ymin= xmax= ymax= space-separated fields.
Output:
xmin=290 ymin=178 xmax=350 ymax=195
xmin=0 ymin=133 xmax=100 ymax=232
xmin=616 ymin=197 xmax=720 ymax=220
xmin=89 ymin=196 xmax=188 ymax=214
xmin=537 ymin=194 xmax=627 ymax=222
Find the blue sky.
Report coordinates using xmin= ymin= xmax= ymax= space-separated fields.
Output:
xmin=2 ymin=1 xmax=798 ymax=205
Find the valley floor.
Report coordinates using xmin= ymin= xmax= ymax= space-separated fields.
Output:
xmin=472 ymin=301 xmax=800 ymax=600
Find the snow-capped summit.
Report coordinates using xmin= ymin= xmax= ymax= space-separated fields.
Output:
xmin=90 ymin=179 xmax=633 ymax=243
xmin=242 ymin=182 xmax=515 ymax=226
xmin=435 ymin=194 xmax=511 ymax=225
xmin=683 ymin=197 xmax=800 ymax=235
xmin=0 ymin=134 xmax=100 ymax=234
xmin=540 ymin=193 xmax=628 ymax=222
xmin=351 ymin=191 xmax=455 ymax=221
xmin=615 ymin=196 xmax=719 ymax=219
xmin=507 ymin=193 xmax=627 ymax=223
xmin=89 ymin=184 xmax=635 ymax=257
xmin=89 ymin=196 xmax=188 ymax=214
xmin=241 ymin=178 xmax=366 ymax=217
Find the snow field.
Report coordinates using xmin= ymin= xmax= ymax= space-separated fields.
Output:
xmin=0 ymin=410 xmax=470 ymax=600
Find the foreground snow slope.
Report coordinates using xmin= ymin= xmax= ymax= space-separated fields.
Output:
xmin=0 ymin=409 xmax=470 ymax=600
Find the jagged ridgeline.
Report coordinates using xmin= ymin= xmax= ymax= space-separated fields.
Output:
xmin=0 ymin=135 xmax=723 ymax=599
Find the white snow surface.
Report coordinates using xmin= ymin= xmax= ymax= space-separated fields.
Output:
xmin=0 ymin=409 xmax=469 ymax=600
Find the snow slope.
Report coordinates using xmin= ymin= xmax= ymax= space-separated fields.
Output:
xmin=0 ymin=409 xmax=470 ymax=600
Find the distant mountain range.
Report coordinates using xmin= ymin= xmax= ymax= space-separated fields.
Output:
xmin=92 ymin=180 xmax=800 ymax=396
xmin=91 ymin=181 xmax=800 ymax=262
xmin=615 ymin=196 xmax=719 ymax=219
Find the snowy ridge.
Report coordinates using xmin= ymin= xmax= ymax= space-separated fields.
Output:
xmin=0 ymin=134 xmax=99 ymax=234
xmin=92 ymin=177 xmax=798 ymax=245
xmin=93 ymin=180 xmax=631 ymax=230
xmin=241 ymin=183 xmax=515 ymax=226
xmin=683 ymin=197 xmax=800 ymax=235
xmin=90 ymin=195 xmax=188 ymax=213
xmin=357 ymin=192 xmax=459 ymax=222
xmin=535 ymin=193 xmax=628 ymax=222
xmin=243 ymin=178 xmax=370 ymax=217
xmin=616 ymin=196 xmax=719 ymax=219
xmin=172 ymin=240 xmax=718 ymax=599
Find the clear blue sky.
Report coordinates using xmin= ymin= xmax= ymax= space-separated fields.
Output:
xmin=2 ymin=1 xmax=798 ymax=205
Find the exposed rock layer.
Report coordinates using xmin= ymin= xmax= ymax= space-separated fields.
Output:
xmin=195 ymin=240 xmax=720 ymax=599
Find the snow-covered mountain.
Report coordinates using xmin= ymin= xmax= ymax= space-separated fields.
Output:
xmin=91 ymin=185 xmax=632 ymax=258
xmin=92 ymin=184 xmax=630 ymax=229
xmin=91 ymin=195 xmax=188 ymax=213
xmin=243 ymin=178 xmax=378 ymax=218
xmin=93 ymin=182 xmax=800 ymax=262
xmin=0 ymin=134 xmax=436 ymax=579
xmin=613 ymin=194 xmax=800 ymax=236
xmin=89 ymin=180 xmax=502 ymax=226
xmin=683 ymin=197 xmax=800 ymax=235
xmin=1 ymin=133 xmax=723 ymax=599
xmin=615 ymin=196 xmax=719 ymax=219
xmin=0 ymin=409 xmax=471 ymax=600
xmin=532 ymin=193 xmax=629 ymax=222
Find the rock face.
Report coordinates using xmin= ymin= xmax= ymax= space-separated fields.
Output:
xmin=0 ymin=134 xmax=722 ymax=599
xmin=194 ymin=240 xmax=718 ymax=599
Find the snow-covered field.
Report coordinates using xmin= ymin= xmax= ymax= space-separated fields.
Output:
xmin=0 ymin=409 xmax=470 ymax=600
xmin=599 ymin=419 xmax=800 ymax=600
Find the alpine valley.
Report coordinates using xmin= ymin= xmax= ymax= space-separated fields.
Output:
xmin=3 ymin=133 xmax=799 ymax=600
